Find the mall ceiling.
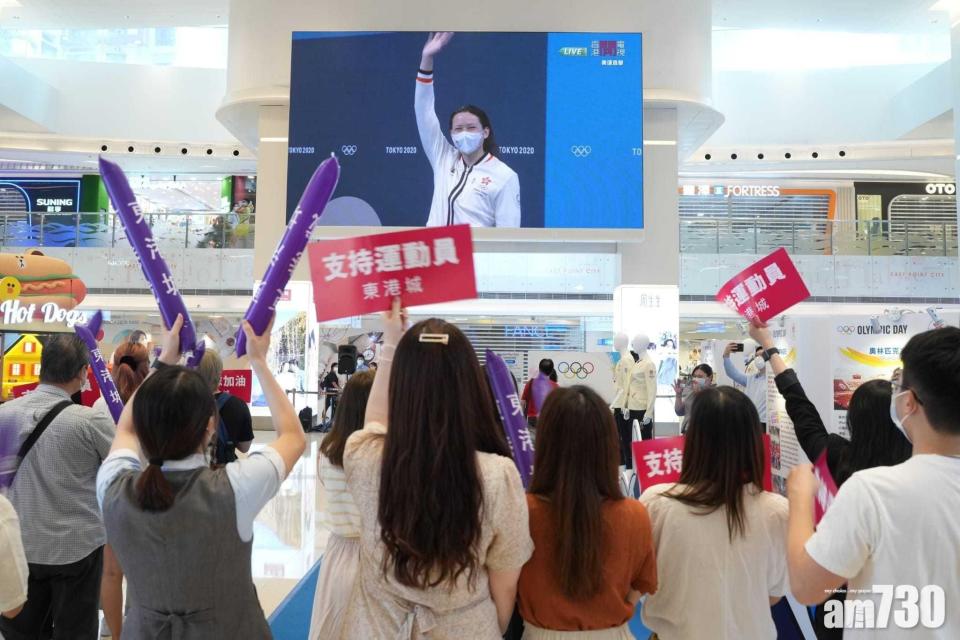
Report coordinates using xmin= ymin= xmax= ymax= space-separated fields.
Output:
xmin=0 ymin=0 xmax=229 ymax=28
xmin=714 ymin=0 xmax=955 ymax=33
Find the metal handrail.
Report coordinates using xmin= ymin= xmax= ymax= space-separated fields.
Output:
xmin=0 ymin=210 xmax=255 ymax=250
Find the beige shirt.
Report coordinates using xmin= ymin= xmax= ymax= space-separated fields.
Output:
xmin=639 ymin=483 xmax=788 ymax=640
xmin=342 ymin=422 xmax=533 ymax=639
xmin=625 ymin=357 xmax=657 ymax=412
xmin=612 ymin=356 xmax=634 ymax=409
xmin=0 ymin=494 xmax=29 ymax=614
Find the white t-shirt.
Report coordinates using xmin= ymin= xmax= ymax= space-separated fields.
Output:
xmin=96 ymin=447 xmax=286 ymax=542
xmin=415 ymin=71 xmax=521 ymax=228
xmin=0 ymin=494 xmax=28 ymax=614
xmin=805 ymin=455 xmax=960 ymax=639
xmin=639 ymin=483 xmax=788 ymax=640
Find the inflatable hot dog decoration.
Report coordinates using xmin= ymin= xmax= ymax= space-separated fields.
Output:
xmin=0 ymin=250 xmax=87 ymax=310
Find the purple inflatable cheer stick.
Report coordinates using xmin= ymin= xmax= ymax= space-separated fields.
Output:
xmin=99 ymin=156 xmax=199 ymax=364
xmin=235 ymin=155 xmax=340 ymax=357
xmin=485 ymin=349 xmax=534 ymax=488
xmin=75 ymin=311 xmax=125 ymax=423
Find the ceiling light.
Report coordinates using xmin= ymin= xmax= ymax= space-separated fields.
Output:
xmin=644 ymin=140 xmax=677 ymax=146
xmin=260 ymin=137 xmax=288 ymax=143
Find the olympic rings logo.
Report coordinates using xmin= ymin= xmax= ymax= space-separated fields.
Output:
xmin=570 ymin=145 xmax=592 ymax=158
xmin=557 ymin=361 xmax=595 ymax=379
xmin=836 ymin=326 xmax=857 ymax=335
xmin=341 ymin=145 xmax=358 ymax=156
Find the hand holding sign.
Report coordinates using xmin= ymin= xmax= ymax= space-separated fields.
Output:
xmin=75 ymin=310 xmax=124 ymax=423
xmin=235 ymin=156 xmax=340 ymax=358
xmin=717 ymin=247 xmax=810 ymax=322
xmin=99 ymin=156 xmax=201 ymax=366
xmin=307 ymin=225 xmax=477 ymax=323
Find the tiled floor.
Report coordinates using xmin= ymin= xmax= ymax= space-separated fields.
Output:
xmin=250 ymin=433 xmax=330 ymax=617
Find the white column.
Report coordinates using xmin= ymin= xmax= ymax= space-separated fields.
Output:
xmin=252 ymin=105 xmax=289 ymax=276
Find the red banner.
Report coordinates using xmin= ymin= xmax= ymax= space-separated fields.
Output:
xmin=812 ymin=450 xmax=839 ymax=524
xmin=219 ymin=369 xmax=252 ymax=403
xmin=632 ymin=434 xmax=773 ymax=493
xmin=11 ymin=382 xmax=39 ymax=398
xmin=306 ymin=225 xmax=477 ymax=322
xmin=716 ymin=248 xmax=810 ymax=322
xmin=81 ymin=368 xmax=100 ymax=407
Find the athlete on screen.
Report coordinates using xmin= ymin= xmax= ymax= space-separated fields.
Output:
xmin=416 ymin=32 xmax=521 ymax=228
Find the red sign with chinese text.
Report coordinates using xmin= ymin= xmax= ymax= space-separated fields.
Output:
xmin=219 ymin=369 xmax=252 ymax=403
xmin=716 ymin=248 xmax=810 ymax=322
xmin=632 ymin=434 xmax=773 ymax=493
xmin=306 ymin=225 xmax=477 ymax=322
xmin=11 ymin=382 xmax=39 ymax=398
xmin=80 ymin=368 xmax=100 ymax=407
xmin=813 ymin=450 xmax=839 ymax=524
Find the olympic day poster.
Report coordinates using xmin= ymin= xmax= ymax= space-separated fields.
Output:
xmin=526 ymin=350 xmax=615 ymax=403
xmin=829 ymin=313 xmax=956 ymax=437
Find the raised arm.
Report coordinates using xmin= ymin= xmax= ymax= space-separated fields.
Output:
xmin=750 ymin=322 xmax=831 ymax=461
xmin=722 ymin=343 xmax=749 ymax=387
xmin=416 ymin=32 xmax=455 ymax=169
xmin=364 ymin=297 xmax=407 ymax=428
xmin=244 ymin=318 xmax=306 ymax=475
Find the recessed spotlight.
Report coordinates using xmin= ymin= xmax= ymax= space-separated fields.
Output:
xmin=154 ymin=146 xmax=161 ymax=154
xmin=127 ymin=146 xmax=134 ymax=153
xmin=812 ymin=151 xmax=819 ymax=159
xmin=730 ymin=153 xmax=738 ymax=160
xmin=181 ymin=147 xmax=188 ymax=155
xmin=233 ymin=150 xmax=240 ymax=157
xmin=704 ymin=153 xmax=711 ymax=160
xmin=100 ymin=145 xmax=108 ymax=152
xmin=757 ymin=153 xmax=764 ymax=160
xmin=206 ymin=148 xmax=213 ymax=155
xmin=784 ymin=152 xmax=792 ymax=159
xmin=839 ymin=150 xmax=846 ymax=157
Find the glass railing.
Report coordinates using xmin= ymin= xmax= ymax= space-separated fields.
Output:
xmin=0 ymin=211 xmax=255 ymax=251
xmin=680 ymin=217 xmax=958 ymax=257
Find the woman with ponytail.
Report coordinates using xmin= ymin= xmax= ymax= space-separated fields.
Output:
xmin=95 ymin=314 xmax=304 ymax=638
xmin=518 ymin=386 xmax=657 ymax=639
xmin=94 ymin=341 xmax=149 ymax=639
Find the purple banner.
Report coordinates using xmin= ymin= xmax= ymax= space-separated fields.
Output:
xmin=99 ymin=156 xmax=202 ymax=367
xmin=235 ymin=155 xmax=340 ymax=357
xmin=75 ymin=310 xmax=124 ymax=423
xmin=484 ymin=349 xmax=534 ymax=487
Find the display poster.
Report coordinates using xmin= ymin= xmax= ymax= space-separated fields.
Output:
xmin=613 ymin=285 xmax=680 ymax=424
xmin=526 ymin=350 xmax=615 ymax=404
xmin=764 ymin=318 xmax=809 ymax=495
xmin=307 ymin=225 xmax=477 ymax=322
xmin=828 ymin=313 xmax=944 ymax=438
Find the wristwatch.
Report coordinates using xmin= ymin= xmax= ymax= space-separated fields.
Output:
xmin=762 ymin=347 xmax=780 ymax=362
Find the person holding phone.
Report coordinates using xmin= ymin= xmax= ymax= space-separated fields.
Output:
xmin=416 ymin=32 xmax=521 ymax=228
xmin=724 ymin=342 xmax=768 ymax=431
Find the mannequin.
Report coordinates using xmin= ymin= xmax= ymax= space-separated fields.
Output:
xmin=625 ymin=334 xmax=657 ymax=442
xmin=611 ymin=332 xmax=633 ymax=467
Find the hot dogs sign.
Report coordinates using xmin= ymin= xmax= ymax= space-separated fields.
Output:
xmin=0 ymin=249 xmax=88 ymax=326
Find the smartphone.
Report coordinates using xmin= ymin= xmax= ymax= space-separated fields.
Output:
xmin=731 ymin=343 xmax=745 ymax=352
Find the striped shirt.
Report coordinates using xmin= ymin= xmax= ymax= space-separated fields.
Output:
xmin=319 ymin=454 xmax=361 ymax=537
xmin=0 ymin=384 xmax=115 ymax=565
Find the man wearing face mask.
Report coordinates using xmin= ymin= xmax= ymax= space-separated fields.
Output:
xmin=416 ymin=32 xmax=521 ymax=228
xmin=786 ymin=326 xmax=960 ymax=638
xmin=723 ymin=342 xmax=768 ymax=431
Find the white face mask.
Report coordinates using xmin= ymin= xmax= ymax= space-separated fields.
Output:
xmin=451 ymin=131 xmax=484 ymax=154
xmin=692 ymin=377 xmax=709 ymax=391
xmin=889 ymin=391 xmax=914 ymax=443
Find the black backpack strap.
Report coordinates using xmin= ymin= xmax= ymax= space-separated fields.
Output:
xmin=17 ymin=400 xmax=74 ymax=463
